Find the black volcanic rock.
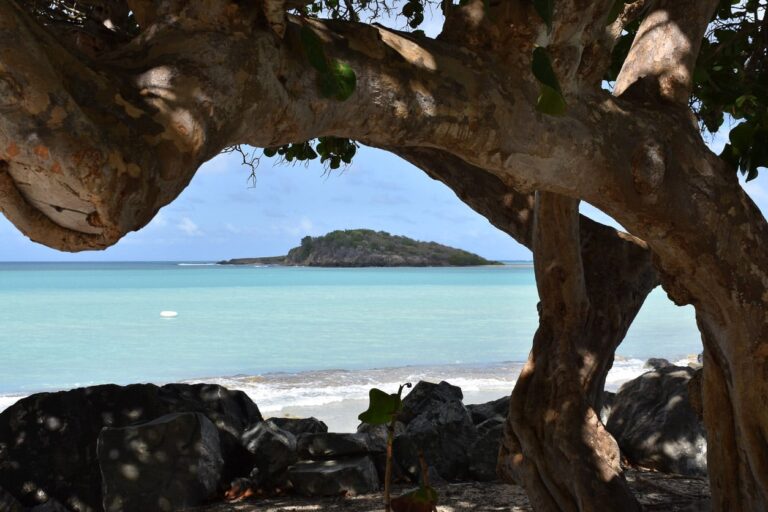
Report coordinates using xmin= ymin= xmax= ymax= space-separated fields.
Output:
xmin=0 ymin=383 xmax=262 ymax=510
xmin=606 ymin=366 xmax=707 ymax=476
xmin=287 ymin=457 xmax=379 ymax=497
xmin=394 ymin=381 xmax=477 ymax=482
xmin=98 ymin=412 xmax=223 ymax=512
xmin=241 ymin=420 xmax=298 ymax=488
xmin=269 ymin=417 xmax=328 ymax=435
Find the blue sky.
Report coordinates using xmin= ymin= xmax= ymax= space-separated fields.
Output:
xmin=1 ymin=135 xmax=765 ymax=262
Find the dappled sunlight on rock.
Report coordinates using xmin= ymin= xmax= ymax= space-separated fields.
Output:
xmin=606 ymin=365 xmax=707 ymax=476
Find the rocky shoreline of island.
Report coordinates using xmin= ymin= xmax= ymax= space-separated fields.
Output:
xmin=218 ymin=229 xmax=502 ymax=267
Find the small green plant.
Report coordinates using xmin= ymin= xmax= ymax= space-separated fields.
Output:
xmin=358 ymin=383 xmax=438 ymax=512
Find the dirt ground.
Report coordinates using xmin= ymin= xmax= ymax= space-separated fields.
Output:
xmin=191 ymin=469 xmax=711 ymax=511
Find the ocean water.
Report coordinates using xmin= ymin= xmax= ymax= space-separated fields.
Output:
xmin=0 ymin=262 xmax=702 ymax=416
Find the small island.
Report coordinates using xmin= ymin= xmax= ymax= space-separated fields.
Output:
xmin=218 ymin=229 xmax=502 ymax=267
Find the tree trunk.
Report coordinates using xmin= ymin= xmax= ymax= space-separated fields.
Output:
xmin=608 ymin=1 xmax=768 ymax=507
xmin=499 ymin=192 xmax=656 ymax=511
xmin=695 ymin=306 xmax=768 ymax=510
xmin=395 ymin=149 xmax=657 ymax=510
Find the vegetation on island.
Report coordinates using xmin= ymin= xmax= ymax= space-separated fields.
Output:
xmin=219 ymin=229 xmax=501 ymax=267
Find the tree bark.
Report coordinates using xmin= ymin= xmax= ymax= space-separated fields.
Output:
xmin=395 ymin=149 xmax=657 ymax=511
xmin=498 ymin=192 xmax=653 ymax=511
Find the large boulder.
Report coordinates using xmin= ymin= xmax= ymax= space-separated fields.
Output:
xmin=160 ymin=383 xmax=264 ymax=481
xmin=644 ymin=358 xmax=673 ymax=370
xmin=269 ymin=417 xmax=328 ymax=436
xmin=394 ymin=381 xmax=477 ymax=481
xmin=466 ymin=396 xmax=509 ymax=425
xmin=297 ymin=433 xmax=378 ymax=460
xmin=29 ymin=500 xmax=70 ymax=512
xmin=399 ymin=381 xmax=464 ymax=424
xmin=0 ymin=484 xmax=23 ymax=512
xmin=467 ymin=416 xmax=504 ymax=481
xmin=606 ymin=366 xmax=707 ymax=476
xmin=97 ymin=412 xmax=223 ymax=512
xmin=0 ymin=383 xmax=262 ymax=510
xmin=357 ymin=421 xmax=406 ymax=439
xmin=356 ymin=422 xmax=406 ymax=484
xmin=241 ymin=420 xmax=297 ymax=487
xmin=287 ymin=457 xmax=379 ymax=496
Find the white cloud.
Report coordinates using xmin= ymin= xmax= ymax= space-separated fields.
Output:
xmin=224 ymin=223 xmax=242 ymax=234
xmin=177 ymin=217 xmax=203 ymax=236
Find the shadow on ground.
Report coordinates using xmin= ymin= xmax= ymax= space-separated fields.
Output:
xmin=191 ymin=468 xmax=711 ymax=512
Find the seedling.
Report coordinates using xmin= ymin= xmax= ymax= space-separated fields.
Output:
xmin=358 ymin=383 xmax=438 ymax=512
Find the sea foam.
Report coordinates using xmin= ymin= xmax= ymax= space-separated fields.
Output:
xmin=0 ymin=358 xmax=661 ymax=416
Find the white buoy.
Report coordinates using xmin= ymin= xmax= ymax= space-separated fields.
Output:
xmin=160 ymin=311 xmax=178 ymax=318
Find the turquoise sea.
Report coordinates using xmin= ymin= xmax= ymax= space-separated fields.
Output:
xmin=0 ymin=262 xmax=701 ymax=415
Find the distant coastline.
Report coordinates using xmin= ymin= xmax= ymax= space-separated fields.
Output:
xmin=218 ymin=229 xmax=502 ymax=267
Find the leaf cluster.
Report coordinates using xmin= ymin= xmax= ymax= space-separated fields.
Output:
xmin=300 ymin=25 xmax=358 ymax=101
xmin=695 ymin=0 xmax=768 ymax=180
xmin=401 ymin=0 xmax=426 ymax=28
xmin=263 ymin=137 xmax=358 ymax=169
xmin=295 ymin=0 xmax=415 ymax=24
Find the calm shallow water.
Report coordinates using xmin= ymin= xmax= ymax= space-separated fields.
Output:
xmin=0 ymin=262 xmax=701 ymax=406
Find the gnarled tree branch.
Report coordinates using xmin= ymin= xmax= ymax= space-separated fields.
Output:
xmin=615 ymin=0 xmax=720 ymax=103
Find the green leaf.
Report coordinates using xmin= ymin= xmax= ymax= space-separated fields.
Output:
xmin=531 ymin=47 xmax=566 ymax=115
xmin=533 ymin=0 xmax=554 ymax=31
xmin=318 ymin=60 xmax=357 ymax=101
xmin=729 ymin=122 xmax=754 ymax=152
xmin=408 ymin=11 xmax=424 ymax=28
xmin=531 ymin=47 xmax=562 ymax=93
xmin=300 ymin=25 xmax=328 ymax=72
xmin=391 ymin=486 xmax=439 ymax=512
xmin=536 ymin=85 xmax=567 ymax=116
xmin=358 ymin=388 xmax=401 ymax=425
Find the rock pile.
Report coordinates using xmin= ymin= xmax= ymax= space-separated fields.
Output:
xmin=0 ymin=383 xmax=261 ymax=511
xmin=0 ymin=363 xmax=707 ymax=511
